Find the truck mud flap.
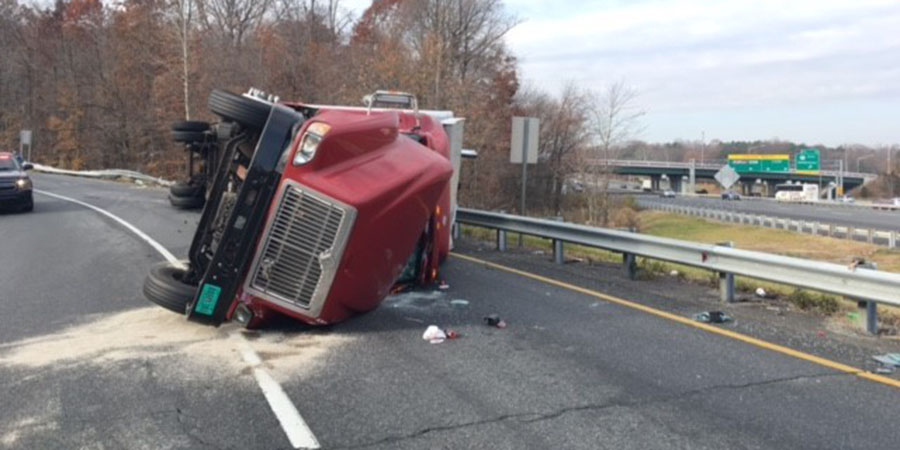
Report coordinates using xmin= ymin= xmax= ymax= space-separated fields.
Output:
xmin=187 ymin=105 xmax=303 ymax=326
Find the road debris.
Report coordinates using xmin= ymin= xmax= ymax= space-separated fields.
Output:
xmin=874 ymin=367 xmax=896 ymax=375
xmin=692 ymin=311 xmax=733 ymax=324
xmin=483 ymin=314 xmax=507 ymax=328
xmin=872 ymin=353 xmax=900 ymax=368
xmin=438 ymin=281 xmax=450 ymax=290
xmin=755 ymin=288 xmax=767 ymax=298
xmin=422 ymin=325 xmax=447 ymax=344
xmin=669 ymin=270 xmax=679 ymax=277
xmin=450 ymin=299 xmax=469 ymax=308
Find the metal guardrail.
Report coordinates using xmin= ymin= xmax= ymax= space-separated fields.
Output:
xmin=456 ymin=208 xmax=899 ymax=334
xmin=33 ymin=164 xmax=174 ymax=186
xmin=639 ymin=201 xmax=900 ymax=248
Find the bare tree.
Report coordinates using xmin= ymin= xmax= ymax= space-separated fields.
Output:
xmin=518 ymin=83 xmax=591 ymax=214
xmin=170 ymin=0 xmax=194 ymax=119
xmin=196 ymin=0 xmax=272 ymax=48
xmin=585 ymin=80 xmax=645 ymax=224
xmin=405 ymin=0 xmax=519 ymax=106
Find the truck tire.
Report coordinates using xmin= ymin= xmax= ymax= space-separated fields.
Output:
xmin=170 ymin=181 xmax=203 ymax=198
xmin=208 ymin=89 xmax=271 ymax=130
xmin=169 ymin=193 xmax=205 ymax=209
xmin=171 ymin=121 xmax=210 ymax=132
xmin=143 ymin=261 xmax=197 ymax=314
xmin=172 ymin=130 xmax=207 ymax=143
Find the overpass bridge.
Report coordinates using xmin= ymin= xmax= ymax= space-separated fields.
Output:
xmin=594 ymin=159 xmax=876 ymax=196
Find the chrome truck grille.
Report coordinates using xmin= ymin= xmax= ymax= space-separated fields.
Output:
xmin=245 ymin=180 xmax=356 ymax=315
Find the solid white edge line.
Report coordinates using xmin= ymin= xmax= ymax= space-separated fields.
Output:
xmin=36 ymin=187 xmax=319 ymax=449
xmin=35 ymin=189 xmax=184 ymax=268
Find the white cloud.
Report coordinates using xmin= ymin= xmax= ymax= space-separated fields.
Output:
xmin=339 ymin=0 xmax=900 ymax=145
xmin=503 ymin=0 xmax=900 ymax=145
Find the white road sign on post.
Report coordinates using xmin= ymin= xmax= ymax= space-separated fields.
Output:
xmin=511 ymin=117 xmax=539 ymax=247
xmin=714 ymin=165 xmax=740 ymax=190
xmin=19 ymin=130 xmax=32 ymax=161
xmin=510 ymin=117 xmax=539 ymax=164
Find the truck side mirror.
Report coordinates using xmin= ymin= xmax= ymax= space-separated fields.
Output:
xmin=22 ymin=163 xmax=33 ymax=171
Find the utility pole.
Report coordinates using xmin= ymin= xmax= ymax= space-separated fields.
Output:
xmin=700 ymin=130 xmax=705 ymax=164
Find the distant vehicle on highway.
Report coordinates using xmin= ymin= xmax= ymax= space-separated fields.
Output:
xmin=721 ymin=191 xmax=741 ymax=200
xmin=0 ymin=152 xmax=34 ymax=212
xmin=144 ymin=88 xmax=464 ymax=329
xmin=775 ymin=183 xmax=819 ymax=202
xmin=660 ymin=189 xmax=676 ymax=198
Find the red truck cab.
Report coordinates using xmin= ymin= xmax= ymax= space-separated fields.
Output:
xmin=144 ymin=90 xmax=467 ymax=328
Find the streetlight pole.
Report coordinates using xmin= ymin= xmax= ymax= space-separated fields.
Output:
xmin=856 ymin=153 xmax=874 ymax=172
xmin=700 ymin=130 xmax=705 ymax=164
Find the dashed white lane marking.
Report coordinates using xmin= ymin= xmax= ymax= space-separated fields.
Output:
xmin=35 ymin=188 xmax=321 ymax=449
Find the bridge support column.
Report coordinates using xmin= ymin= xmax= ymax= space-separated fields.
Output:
xmin=650 ymin=175 xmax=661 ymax=191
xmin=670 ymin=177 xmax=682 ymax=194
xmin=689 ymin=160 xmax=696 ymax=194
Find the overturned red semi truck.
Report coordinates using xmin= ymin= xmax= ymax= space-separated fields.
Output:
xmin=143 ymin=89 xmax=469 ymax=328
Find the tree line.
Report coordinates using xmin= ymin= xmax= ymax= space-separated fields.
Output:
xmin=0 ymin=0 xmax=646 ymax=220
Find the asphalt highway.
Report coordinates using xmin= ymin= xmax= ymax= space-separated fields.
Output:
xmin=1 ymin=173 xmax=898 ymax=449
xmin=638 ymin=195 xmax=900 ymax=231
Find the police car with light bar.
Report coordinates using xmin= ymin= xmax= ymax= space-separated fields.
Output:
xmin=0 ymin=152 xmax=34 ymax=212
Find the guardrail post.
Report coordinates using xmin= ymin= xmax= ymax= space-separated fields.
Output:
xmin=553 ymin=239 xmax=564 ymax=265
xmin=497 ymin=230 xmax=507 ymax=252
xmin=452 ymin=222 xmax=460 ymax=241
xmin=828 ymin=224 xmax=835 ymax=237
xmin=623 ymin=253 xmax=637 ymax=280
xmin=847 ymin=227 xmax=854 ymax=241
xmin=890 ymin=231 xmax=897 ymax=249
xmin=867 ymin=229 xmax=874 ymax=244
xmin=717 ymin=241 xmax=736 ymax=303
xmin=811 ymin=222 xmax=819 ymax=236
xmin=855 ymin=263 xmax=879 ymax=335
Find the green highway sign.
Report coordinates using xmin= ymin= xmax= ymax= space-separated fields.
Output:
xmin=727 ymin=154 xmax=790 ymax=173
xmin=796 ymin=149 xmax=820 ymax=173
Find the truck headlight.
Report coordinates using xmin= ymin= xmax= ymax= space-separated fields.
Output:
xmin=292 ymin=122 xmax=331 ymax=166
xmin=15 ymin=178 xmax=32 ymax=190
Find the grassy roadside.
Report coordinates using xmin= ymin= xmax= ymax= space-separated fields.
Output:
xmin=460 ymin=211 xmax=900 ymax=332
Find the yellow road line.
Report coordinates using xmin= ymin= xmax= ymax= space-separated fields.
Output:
xmin=450 ymin=252 xmax=900 ymax=390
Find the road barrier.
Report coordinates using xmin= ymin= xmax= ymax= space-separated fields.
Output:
xmin=640 ymin=201 xmax=900 ymax=249
xmin=33 ymin=164 xmax=174 ymax=186
xmin=456 ymin=208 xmax=900 ymax=335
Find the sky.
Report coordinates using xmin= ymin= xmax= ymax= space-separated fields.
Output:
xmin=343 ymin=0 xmax=900 ymax=147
